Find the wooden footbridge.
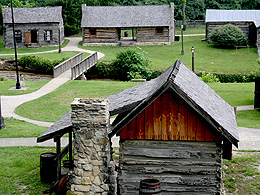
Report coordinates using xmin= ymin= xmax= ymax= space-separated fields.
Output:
xmin=53 ymin=52 xmax=98 ymax=80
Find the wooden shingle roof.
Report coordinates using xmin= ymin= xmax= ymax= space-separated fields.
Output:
xmin=108 ymin=60 xmax=239 ymax=146
xmin=38 ymin=60 xmax=239 ymax=147
xmin=2 ymin=6 xmax=63 ymax=24
xmin=81 ymin=4 xmax=174 ymax=28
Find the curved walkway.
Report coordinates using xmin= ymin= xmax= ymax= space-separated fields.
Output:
xmin=1 ymin=37 xmax=104 ymax=127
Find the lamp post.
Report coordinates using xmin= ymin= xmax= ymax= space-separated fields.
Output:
xmin=11 ymin=0 xmax=21 ymax=89
xmin=191 ymin=46 xmax=195 ymax=72
xmin=0 ymin=95 xmax=5 ymax=129
xmin=181 ymin=25 xmax=184 ymax=55
xmin=58 ymin=29 xmax=62 ymax=53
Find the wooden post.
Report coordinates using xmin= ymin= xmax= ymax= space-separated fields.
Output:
xmin=55 ymin=137 xmax=61 ymax=181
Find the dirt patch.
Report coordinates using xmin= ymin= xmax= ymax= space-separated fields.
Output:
xmin=0 ymin=71 xmax=53 ymax=81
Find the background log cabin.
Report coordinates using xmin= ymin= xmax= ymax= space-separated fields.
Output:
xmin=2 ymin=6 xmax=64 ymax=48
xmin=81 ymin=3 xmax=175 ymax=46
xmin=206 ymin=9 xmax=260 ymax=48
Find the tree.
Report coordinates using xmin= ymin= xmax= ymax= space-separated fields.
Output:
xmin=8 ymin=0 xmax=36 ymax=7
xmin=186 ymin=0 xmax=205 ymax=20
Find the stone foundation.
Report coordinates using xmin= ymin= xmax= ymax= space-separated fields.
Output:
xmin=68 ymin=98 xmax=116 ymax=195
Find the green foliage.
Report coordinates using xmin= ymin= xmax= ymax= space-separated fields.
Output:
xmin=209 ymin=24 xmax=248 ymax=47
xmin=8 ymin=0 xmax=36 ymax=7
xmin=0 ymin=77 xmax=8 ymax=81
xmin=19 ymin=55 xmax=66 ymax=75
xmin=110 ymin=48 xmax=153 ymax=81
xmin=200 ymin=71 xmax=220 ymax=83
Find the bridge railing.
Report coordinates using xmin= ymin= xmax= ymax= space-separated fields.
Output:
xmin=71 ymin=52 xmax=98 ymax=80
xmin=53 ymin=52 xmax=83 ymax=77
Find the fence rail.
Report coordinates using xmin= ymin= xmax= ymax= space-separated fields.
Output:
xmin=53 ymin=52 xmax=83 ymax=77
xmin=175 ymin=20 xmax=206 ymax=28
xmin=71 ymin=52 xmax=98 ymax=80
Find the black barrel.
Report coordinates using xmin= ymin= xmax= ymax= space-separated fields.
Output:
xmin=255 ymin=77 xmax=260 ymax=108
xmin=40 ymin=152 xmax=57 ymax=183
xmin=139 ymin=179 xmax=161 ymax=194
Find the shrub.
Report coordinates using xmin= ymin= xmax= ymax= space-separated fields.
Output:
xmin=110 ymin=48 xmax=153 ymax=81
xmin=209 ymin=24 xmax=247 ymax=47
xmin=0 ymin=77 xmax=8 ymax=81
xmin=19 ymin=55 xmax=66 ymax=75
xmin=200 ymin=71 xmax=220 ymax=83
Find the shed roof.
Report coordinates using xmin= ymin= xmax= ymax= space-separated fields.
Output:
xmin=2 ymin=6 xmax=63 ymax=24
xmin=108 ymin=60 xmax=239 ymax=146
xmin=38 ymin=60 xmax=239 ymax=147
xmin=206 ymin=9 xmax=260 ymax=27
xmin=81 ymin=4 xmax=173 ymax=28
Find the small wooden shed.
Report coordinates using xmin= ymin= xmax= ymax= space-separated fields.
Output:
xmin=107 ymin=60 xmax=239 ymax=194
xmin=2 ymin=6 xmax=64 ymax=48
xmin=81 ymin=3 xmax=174 ymax=46
xmin=206 ymin=9 xmax=260 ymax=46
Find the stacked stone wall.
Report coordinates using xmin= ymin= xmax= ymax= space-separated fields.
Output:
xmin=68 ymin=98 xmax=116 ymax=195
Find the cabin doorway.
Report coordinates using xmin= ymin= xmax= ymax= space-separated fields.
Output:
xmin=119 ymin=28 xmax=136 ymax=41
xmin=31 ymin=30 xmax=38 ymax=43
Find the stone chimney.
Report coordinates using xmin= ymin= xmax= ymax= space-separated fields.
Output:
xmin=67 ymin=98 xmax=116 ymax=195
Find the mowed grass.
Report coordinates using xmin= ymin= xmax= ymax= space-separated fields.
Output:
xmin=0 ymin=79 xmax=50 ymax=95
xmin=15 ymin=80 xmax=255 ymax=123
xmin=0 ymin=51 xmax=87 ymax=61
xmin=223 ymin=152 xmax=260 ymax=195
xmin=0 ymin=147 xmax=55 ymax=195
xmin=236 ymin=110 xmax=260 ymax=129
xmin=0 ymin=118 xmax=48 ymax=138
xmin=80 ymin=36 xmax=259 ymax=74
xmin=0 ymin=37 xmax=69 ymax=54
xmin=15 ymin=80 xmax=140 ymax=122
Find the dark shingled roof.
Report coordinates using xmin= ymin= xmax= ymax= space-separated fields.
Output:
xmin=38 ymin=60 xmax=239 ymax=147
xmin=108 ymin=60 xmax=239 ymax=146
xmin=37 ymin=111 xmax=71 ymax=143
xmin=81 ymin=4 xmax=173 ymax=28
xmin=2 ymin=6 xmax=63 ymax=24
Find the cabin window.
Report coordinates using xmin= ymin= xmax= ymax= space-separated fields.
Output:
xmin=44 ymin=30 xmax=52 ymax=41
xmin=89 ymin=28 xmax=97 ymax=37
xmin=15 ymin=30 xmax=22 ymax=43
xmin=156 ymin=27 xmax=164 ymax=34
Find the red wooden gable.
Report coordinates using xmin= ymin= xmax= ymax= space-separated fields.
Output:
xmin=119 ymin=89 xmax=221 ymax=142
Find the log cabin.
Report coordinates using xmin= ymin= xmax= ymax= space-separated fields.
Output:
xmin=38 ymin=60 xmax=239 ymax=194
xmin=2 ymin=6 xmax=64 ymax=48
xmin=206 ymin=9 xmax=260 ymax=47
xmin=81 ymin=3 xmax=175 ymax=46
xmin=107 ymin=60 xmax=239 ymax=194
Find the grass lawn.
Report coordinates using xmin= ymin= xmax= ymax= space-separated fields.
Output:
xmin=0 ymin=147 xmax=55 ymax=195
xmin=0 ymin=37 xmax=69 ymax=54
xmin=0 ymin=118 xmax=48 ymax=138
xmin=15 ymin=80 xmax=140 ymax=122
xmin=15 ymin=80 xmax=255 ymax=123
xmin=236 ymin=110 xmax=260 ymax=129
xmin=175 ymin=27 xmax=206 ymax=35
xmin=223 ymin=152 xmax=260 ymax=194
xmin=0 ymin=51 xmax=87 ymax=61
xmin=0 ymin=79 xmax=50 ymax=96
xmin=79 ymin=36 xmax=259 ymax=74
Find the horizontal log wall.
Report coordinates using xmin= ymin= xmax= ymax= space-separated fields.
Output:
xmin=136 ymin=27 xmax=169 ymax=42
xmin=83 ymin=28 xmax=118 ymax=43
xmin=120 ymin=89 xmax=221 ymax=142
xmin=3 ymin=23 xmax=63 ymax=48
xmin=118 ymin=140 xmax=222 ymax=194
xmin=206 ymin=22 xmax=253 ymax=38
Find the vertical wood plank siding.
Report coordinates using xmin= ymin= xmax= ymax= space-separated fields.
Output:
xmin=136 ymin=27 xmax=169 ymax=42
xmin=118 ymin=140 xmax=222 ymax=194
xmin=120 ymin=89 xmax=221 ymax=142
xmin=83 ymin=28 xmax=118 ymax=43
